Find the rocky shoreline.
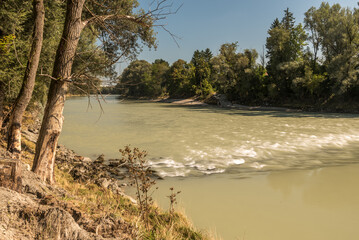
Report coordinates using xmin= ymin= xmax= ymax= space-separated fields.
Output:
xmin=12 ymin=115 xmax=135 ymax=199
xmin=55 ymin=145 xmax=163 ymax=195
xmin=56 ymin=145 xmax=131 ymax=198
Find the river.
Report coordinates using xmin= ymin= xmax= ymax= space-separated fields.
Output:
xmin=60 ymin=96 xmax=359 ymax=240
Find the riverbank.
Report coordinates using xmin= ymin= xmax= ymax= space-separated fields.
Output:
xmin=0 ymin=113 xmax=210 ymax=239
xmin=151 ymin=96 xmax=306 ymax=113
xmin=151 ymin=94 xmax=359 ymax=114
xmin=153 ymin=98 xmax=208 ymax=106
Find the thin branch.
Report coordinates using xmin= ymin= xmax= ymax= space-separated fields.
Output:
xmin=12 ymin=37 xmax=24 ymax=67
xmin=39 ymin=68 xmax=72 ymax=82
xmin=160 ymin=25 xmax=180 ymax=48
xmin=83 ymin=13 xmax=151 ymax=28
xmin=72 ymin=83 xmax=90 ymax=95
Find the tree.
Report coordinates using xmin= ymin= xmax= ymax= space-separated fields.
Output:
xmin=0 ymin=0 xmax=33 ymax=116
xmin=0 ymin=34 xmax=16 ymax=129
xmin=32 ymin=0 xmax=170 ymax=183
xmin=119 ymin=60 xmax=154 ymax=97
xmin=211 ymin=42 xmax=263 ymax=102
xmin=151 ymin=59 xmax=169 ymax=96
xmin=118 ymin=59 xmax=170 ymax=98
xmin=237 ymin=49 xmax=264 ymax=102
xmin=211 ymin=43 xmax=240 ymax=97
xmin=191 ymin=48 xmax=214 ymax=98
xmin=0 ymin=80 xmax=5 ymax=130
xmin=266 ymin=8 xmax=307 ymax=100
xmin=0 ymin=0 xmax=66 ymax=132
xmin=304 ymin=3 xmax=359 ymax=95
xmin=7 ymin=0 xmax=45 ymax=157
xmin=166 ymin=59 xmax=194 ymax=98
xmin=304 ymin=7 xmax=321 ymax=71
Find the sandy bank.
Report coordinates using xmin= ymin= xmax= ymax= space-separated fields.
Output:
xmin=153 ymin=98 xmax=208 ymax=106
xmin=152 ymin=97 xmax=304 ymax=112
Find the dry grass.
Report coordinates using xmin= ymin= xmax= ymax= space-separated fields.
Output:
xmin=54 ymin=167 xmax=211 ymax=239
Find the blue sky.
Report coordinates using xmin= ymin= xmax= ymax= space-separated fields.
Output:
xmin=117 ymin=0 xmax=358 ymax=72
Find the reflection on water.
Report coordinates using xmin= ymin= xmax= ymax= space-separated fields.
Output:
xmin=266 ymin=155 xmax=359 ymax=208
xmin=61 ymin=96 xmax=359 ymax=240
xmin=267 ymin=169 xmax=309 ymax=198
xmin=154 ymin=165 xmax=359 ymax=240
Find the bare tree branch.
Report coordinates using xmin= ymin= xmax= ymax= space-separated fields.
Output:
xmin=39 ymin=68 xmax=72 ymax=82
xmin=83 ymin=2 xmax=151 ymax=28
xmin=160 ymin=25 xmax=180 ymax=48
xmin=66 ymin=0 xmax=181 ymax=109
xmin=12 ymin=36 xmax=24 ymax=67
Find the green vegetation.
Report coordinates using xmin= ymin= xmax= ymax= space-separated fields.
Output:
xmin=117 ymin=3 xmax=359 ymax=111
xmin=0 ymin=0 xmax=107 ymax=107
xmin=166 ymin=59 xmax=195 ymax=98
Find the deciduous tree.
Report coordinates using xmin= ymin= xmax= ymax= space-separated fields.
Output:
xmin=191 ymin=49 xmax=213 ymax=98
xmin=7 ymin=0 xmax=45 ymax=157
xmin=32 ymin=0 xmax=173 ymax=183
xmin=266 ymin=8 xmax=307 ymax=100
xmin=166 ymin=59 xmax=194 ymax=98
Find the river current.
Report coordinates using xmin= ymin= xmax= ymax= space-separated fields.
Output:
xmin=61 ymin=96 xmax=359 ymax=240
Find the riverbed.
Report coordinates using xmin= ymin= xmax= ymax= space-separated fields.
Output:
xmin=60 ymin=96 xmax=359 ymax=239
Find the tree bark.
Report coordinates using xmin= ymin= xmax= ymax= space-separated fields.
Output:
xmin=32 ymin=0 xmax=85 ymax=184
xmin=7 ymin=0 xmax=45 ymax=158
xmin=0 ymin=81 xmax=5 ymax=130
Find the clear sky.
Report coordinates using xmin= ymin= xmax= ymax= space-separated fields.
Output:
xmin=117 ymin=0 xmax=358 ymax=72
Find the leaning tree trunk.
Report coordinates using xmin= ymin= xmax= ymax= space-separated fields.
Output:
xmin=7 ymin=0 xmax=45 ymax=158
xmin=0 ymin=81 xmax=5 ymax=131
xmin=32 ymin=0 xmax=85 ymax=184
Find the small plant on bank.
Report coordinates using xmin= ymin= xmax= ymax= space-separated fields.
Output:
xmin=119 ymin=146 xmax=157 ymax=229
xmin=167 ymin=187 xmax=181 ymax=216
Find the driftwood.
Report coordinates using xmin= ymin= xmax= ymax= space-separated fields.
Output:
xmin=0 ymin=159 xmax=22 ymax=192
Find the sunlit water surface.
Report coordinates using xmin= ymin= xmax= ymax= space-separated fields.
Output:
xmin=61 ymin=96 xmax=359 ymax=239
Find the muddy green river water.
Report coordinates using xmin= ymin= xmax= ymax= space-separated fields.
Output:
xmin=60 ymin=96 xmax=359 ymax=240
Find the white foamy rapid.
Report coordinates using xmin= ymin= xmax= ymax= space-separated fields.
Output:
xmin=148 ymin=132 xmax=359 ymax=177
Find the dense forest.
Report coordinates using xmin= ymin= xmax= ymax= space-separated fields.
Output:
xmin=116 ymin=3 xmax=359 ymax=111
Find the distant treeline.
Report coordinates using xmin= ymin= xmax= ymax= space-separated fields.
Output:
xmin=114 ymin=3 xmax=359 ymax=110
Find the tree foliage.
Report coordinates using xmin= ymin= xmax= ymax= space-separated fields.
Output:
xmin=0 ymin=0 xmax=67 ymax=105
xmin=166 ymin=59 xmax=194 ymax=98
xmin=191 ymin=49 xmax=213 ymax=98
xmin=119 ymin=60 xmax=153 ymax=97
xmin=118 ymin=2 xmax=359 ymax=109
xmin=266 ymin=8 xmax=307 ymax=99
